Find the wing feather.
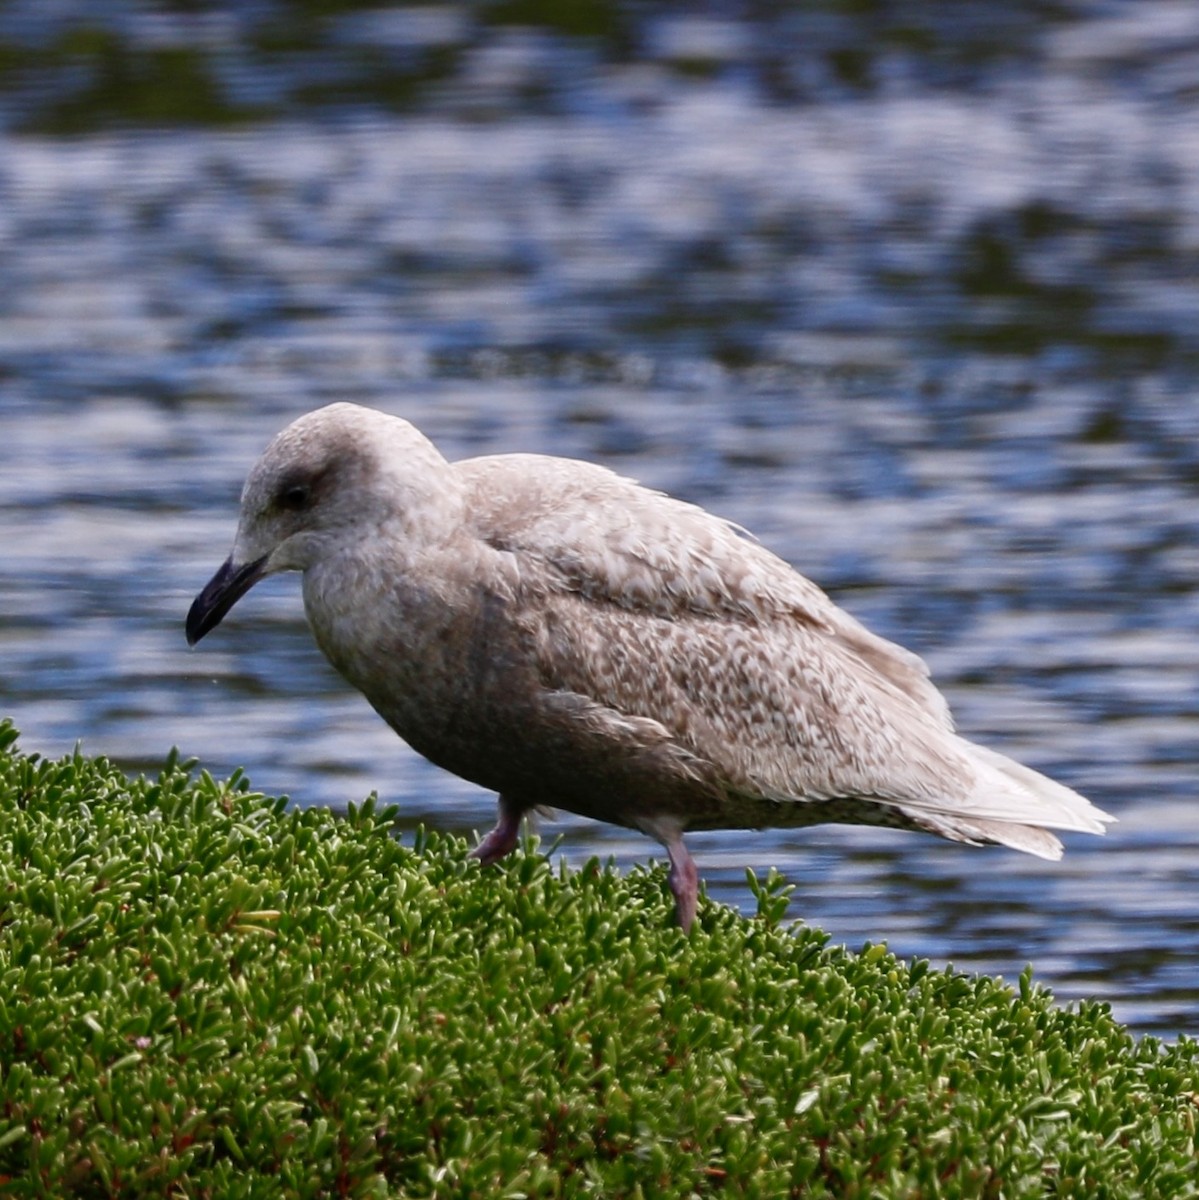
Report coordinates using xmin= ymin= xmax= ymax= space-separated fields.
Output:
xmin=453 ymin=452 xmax=1113 ymax=842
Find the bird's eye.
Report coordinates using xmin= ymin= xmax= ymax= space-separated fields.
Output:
xmin=279 ymin=483 xmax=311 ymax=511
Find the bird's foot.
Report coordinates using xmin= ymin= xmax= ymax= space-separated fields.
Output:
xmin=471 ymin=796 xmax=523 ymax=866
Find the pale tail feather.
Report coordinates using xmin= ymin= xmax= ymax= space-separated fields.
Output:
xmin=897 ymin=741 xmax=1113 ymax=860
xmin=966 ymin=743 xmax=1115 ymax=834
xmin=902 ymin=810 xmax=1066 ymax=860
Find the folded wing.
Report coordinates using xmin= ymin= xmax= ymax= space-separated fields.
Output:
xmin=455 ymin=453 xmax=1113 ymax=851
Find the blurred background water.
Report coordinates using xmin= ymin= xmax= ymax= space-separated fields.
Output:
xmin=1 ymin=1 xmax=1197 ymax=1036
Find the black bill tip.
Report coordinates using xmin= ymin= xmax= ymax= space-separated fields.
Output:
xmin=186 ymin=555 xmax=268 ymax=646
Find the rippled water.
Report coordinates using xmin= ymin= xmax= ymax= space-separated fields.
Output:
xmin=1 ymin=3 xmax=1197 ymax=1036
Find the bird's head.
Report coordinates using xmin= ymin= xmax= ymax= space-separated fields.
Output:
xmin=186 ymin=402 xmax=451 ymax=646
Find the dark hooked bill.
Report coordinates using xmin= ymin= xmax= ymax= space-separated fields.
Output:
xmin=186 ymin=555 xmax=268 ymax=645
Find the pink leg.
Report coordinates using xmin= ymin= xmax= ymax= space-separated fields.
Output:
xmin=471 ymin=795 xmax=524 ymax=866
xmin=664 ymin=835 xmax=698 ymax=934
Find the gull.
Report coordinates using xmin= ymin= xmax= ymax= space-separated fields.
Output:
xmin=187 ymin=403 xmax=1113 ymax=932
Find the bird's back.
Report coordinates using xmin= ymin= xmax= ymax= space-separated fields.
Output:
xmin=455 ymin=451 xmax=952 ymax=719
xmin=447 ymin=453 xmax=1106 ymax=850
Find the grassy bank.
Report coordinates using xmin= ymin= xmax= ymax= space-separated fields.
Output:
xmin=0 ymin=718 xmax=1195 ymax=1197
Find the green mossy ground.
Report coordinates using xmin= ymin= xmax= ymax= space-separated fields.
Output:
xmin=0 ymin=718 xmax=1195 ymax=1197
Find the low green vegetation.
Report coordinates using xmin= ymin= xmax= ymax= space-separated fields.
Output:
xmin=0 ymin=718 xmax=1195 ymax=1197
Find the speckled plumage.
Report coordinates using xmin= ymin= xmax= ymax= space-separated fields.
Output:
xmin=187 ymin=403 xmax=1113 ymax=931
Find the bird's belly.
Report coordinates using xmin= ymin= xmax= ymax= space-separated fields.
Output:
xmin=303 ymin=574 xmax=916 ymax=835
xmin=337 ymin=643 xmax=929 ymax=837
xmin=680 ymin=794 xmax=927 ymax=834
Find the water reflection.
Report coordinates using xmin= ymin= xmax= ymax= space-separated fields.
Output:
xmin=0 ymin=2 xmax=1197 ymax=1036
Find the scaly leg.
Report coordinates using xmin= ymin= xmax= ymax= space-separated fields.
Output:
xmin=471 ymin=794 xmax=524 ymax=866
xmin=635 ymin=815 xmax=700 ymax=933
xmin=664 ymin=834 xmax=699 ymax=934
